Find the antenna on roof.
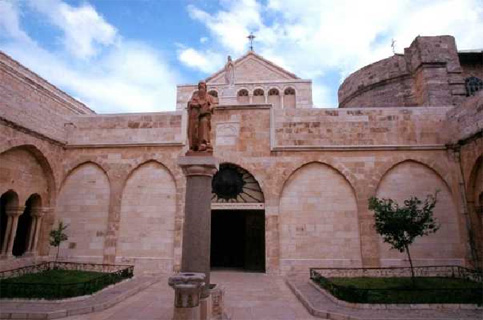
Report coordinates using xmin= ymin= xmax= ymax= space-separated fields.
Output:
xmin=391 ymin=38 xmax=397 ymax=54
xmin=247 ymin=32 xmax=256 ymax=51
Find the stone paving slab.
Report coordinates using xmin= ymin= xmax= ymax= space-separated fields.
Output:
xmin=0 ymin=275 xmax=162 ymax=319
xmin=286 ymin=276 xmax=483 ymax=320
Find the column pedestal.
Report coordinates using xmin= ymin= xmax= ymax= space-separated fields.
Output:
xmin=168 ymin=272 xmax=205 ymax=320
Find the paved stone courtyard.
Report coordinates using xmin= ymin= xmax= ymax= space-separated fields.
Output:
xmin=61 ymin=272 xmax=481 ymax=320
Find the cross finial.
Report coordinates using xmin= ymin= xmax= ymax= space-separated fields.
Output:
xmin=391 ymin=38 xmax=396 ymax=54
xmin=247 ymin=32 xmax=256 ymax=51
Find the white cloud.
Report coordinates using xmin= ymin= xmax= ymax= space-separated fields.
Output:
xmin=28 ymin=0 xmax=118 ymax=59
xmin=178 ymin=47 xmax=224 ymax=73
xmin=0 ymin=0 xmax=180 ymax=113
xmin=185 ymin=0 xmax=483 ymax=107
xmin=187 ymin=0 xmax=262 ymax=55
xmin=0 ymin=1 xmax=31 ymax=43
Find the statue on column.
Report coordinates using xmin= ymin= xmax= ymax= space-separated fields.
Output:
xmin=224 ymin=55 xmax=235 ymax=86
xmin=187 ymin=81 xmax=216 ymax=153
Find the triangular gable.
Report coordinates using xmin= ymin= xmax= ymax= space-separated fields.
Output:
xmin=206 ymin=51 xmax=300 ymax=84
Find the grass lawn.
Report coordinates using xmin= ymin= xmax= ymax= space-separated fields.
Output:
xmin=2 ymin=269 xmax=105 ymax=284
xmin=315 ymin=277 xmax=483 ymax=304
xmin=330 ymin=277 xmax=482 ymax=289
xmin=0 ymin=269 xmax=120 ymax=299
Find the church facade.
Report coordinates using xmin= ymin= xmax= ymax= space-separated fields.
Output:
xmin=0 ymin=35 xmax=482 ymax=274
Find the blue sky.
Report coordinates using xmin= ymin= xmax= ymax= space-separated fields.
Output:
xmin=1 ymin=0 xmax=482 ymax=113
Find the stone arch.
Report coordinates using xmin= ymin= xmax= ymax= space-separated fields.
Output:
xmin=277 ymin=160 xmax=358 ymax=200
xmin=60 ymin=160 xmax=111 ymax=191
xmin=268 ymin=87 xmax=281 ymax=108
xmin=375 ymin=160 xmax=465 ymax=266
xmin=253 ymin=88 xmax=265 ymax=104
xmin=117 ymin=160 xmax=177 ymax=273
xmin=237 ymin=88 xmax=249 ymax=104
xmin=283 ymin=87 xmax=296 ymax=108
xmin=208 ymin=90 xmax=219 ymax=104
xmin=0 ymin=145 xmax=55 ymax=206
xmin=465 ymin=76 xmax=483 ymax=96
xmin=467 ymin=156 xmax=483 ymax=268
xmin=55 ymin=162 xmax=110 ymax=262
xmin=279 ymin=162 xmax=362 ymax=273
xmin=372 ymin=157 xmax=453 ymax=198
xmin=208 ymin=90 xmax=218 ymax=98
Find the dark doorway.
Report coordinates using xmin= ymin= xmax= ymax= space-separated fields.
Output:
xmin=211 ymin=210 xmax=265 ymax=272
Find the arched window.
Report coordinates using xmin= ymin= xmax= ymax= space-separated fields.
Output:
xmin=208 ymin=90 xmax=219 ymax=104
xmin=237 ymin=89 xmax=249 ymax=104
xmin=0 ymin=191 xmax=19 ymax=253
xmin=284 ymin=87 xmax=296 ymax=108
xmin=465 ymin=77 xmax=483 ymax=96
xmin=208 ymin=90 xmax=218 ymax=98
xmin=12 ymin=194 xmax=40 ymax=257
xmin=268 ymin=88 xmax=281 ymax=108
xmin=253 ymin=88 xmax=265 ymax=104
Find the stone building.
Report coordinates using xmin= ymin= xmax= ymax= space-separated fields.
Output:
xmin=0 ymin=35 xmax=482 ymax=274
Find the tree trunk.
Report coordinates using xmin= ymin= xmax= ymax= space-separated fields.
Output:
xmin=56 ymin=245 xmax=60 ymax=262
xmin=405 ymin=244 xmax=416 ymax=287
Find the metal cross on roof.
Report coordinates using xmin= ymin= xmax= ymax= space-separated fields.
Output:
xmin=247 ymin=32 xmax=256 ymax=51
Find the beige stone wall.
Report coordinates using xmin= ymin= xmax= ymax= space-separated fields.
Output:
xmin=1 ymin=39 xmax=480 ymax=275
xmin=116 ymin=161 xmax=176 ymax=273
xmin=68 ymin=112 xmax=184 ymax=146
xmin=279 ymin=162 xmax=362 ymax=273
xmin=376 ymin=161 xmax=465 ymax=266
xmin=273 ymin=107 xmax=451 ymax=147
xmin=55 ymin=163 xmax=110 ymax=262
xmin=339 ymin=36 xmax=466 ymax=108
xmin=0 ymin=52 xmax=93 ymax=143
xmin=58 ymin=146 xmax=185 ymax=272
xmin=446 ymin=92 xmax=483 ymax=143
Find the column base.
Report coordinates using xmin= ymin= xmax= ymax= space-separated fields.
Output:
xmin=172 ymin=306 xmax=200 ymax=320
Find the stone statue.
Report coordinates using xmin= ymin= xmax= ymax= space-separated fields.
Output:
xmin=187 ymin=81 xmax=216 ymax=153
xmin=224 ymin=55 xmax=235 ymax=86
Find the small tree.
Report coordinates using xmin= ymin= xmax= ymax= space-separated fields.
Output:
xmin=49 ymin=221 xmax=69 ymax=261
xmin=368 ymin=192 xmax=440 ymax=285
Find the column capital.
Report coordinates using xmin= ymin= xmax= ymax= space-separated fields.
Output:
xmin=178 ymin=156 xmax=219 ymax=177
xmin=31 ymin=207 xmax=53 ymax=217
xmin=5 ymin=206 xmax=25 ymax=217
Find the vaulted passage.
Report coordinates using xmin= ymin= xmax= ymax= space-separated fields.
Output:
xmin=210 ymin=210 xmax=265 ymax=272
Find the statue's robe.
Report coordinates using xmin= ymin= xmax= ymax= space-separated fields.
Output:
xmin=187 ymin=91 xmax=216 ymax=151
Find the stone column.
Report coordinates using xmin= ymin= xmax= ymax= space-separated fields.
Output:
xmin=1 ymin=215 xmax=13 ymax=256
xmin=178 ymin=156 xmax=218 ymax=298
xmin=26 ymin=216 xmax=37 ymax=254
xmin=3 ymin=207 xmax=25 ymax=257
xmin=28 ymin=207 xmax=48 ymax=254
xmin=169 ymin=273 xmax=205 ymax=320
